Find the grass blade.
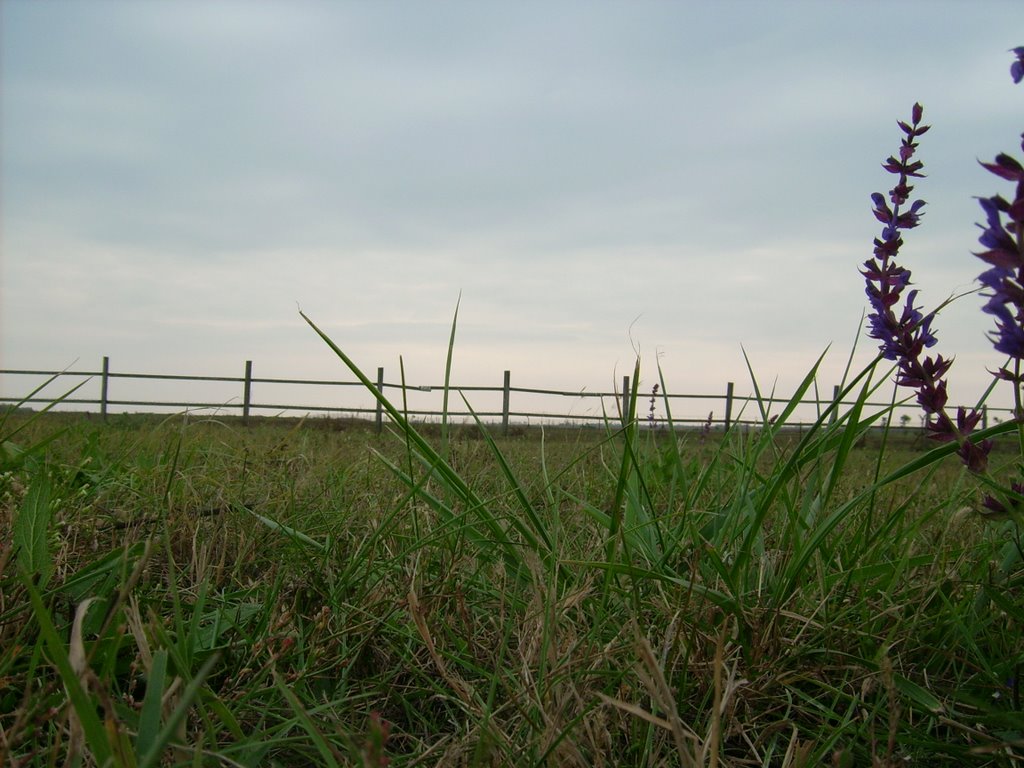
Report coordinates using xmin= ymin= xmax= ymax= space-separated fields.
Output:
xmin=440 ymin=293 xmax=461 ymax=461
xmin=136 ymin=649 xmax=168 ymax=757
xmin=241 ymin=508 xmax=328 ymax=553
xmin=24 ymin=581 xmax=115 ymax=767
xmin=272 ymin=669 xmax=343 ymax=767
xmin=137 ymin=652 xmax=220 ymax=768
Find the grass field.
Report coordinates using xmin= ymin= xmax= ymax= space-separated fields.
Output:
xmin=2 ymin=401 xmax=1022 ymax=766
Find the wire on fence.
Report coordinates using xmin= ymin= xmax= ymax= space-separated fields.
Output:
xmin=0 ymin=356 xmax=1002 ymax=435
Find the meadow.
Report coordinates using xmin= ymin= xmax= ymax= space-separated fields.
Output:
xmin=3 ymin=46 xmax=1024 ymax=768
xmin=1 ymin=401 xmax=1021 ymax=766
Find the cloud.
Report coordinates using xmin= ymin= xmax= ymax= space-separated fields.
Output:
xmin=4 ymin=0 xmax=1024 ymax=419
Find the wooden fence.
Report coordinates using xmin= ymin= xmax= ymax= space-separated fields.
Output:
xmin=0 ymin=356 xmax=1001 ymax=434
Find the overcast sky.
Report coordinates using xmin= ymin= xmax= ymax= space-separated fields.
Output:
xmin=3 ymin=1 xmax=1023 ymax=423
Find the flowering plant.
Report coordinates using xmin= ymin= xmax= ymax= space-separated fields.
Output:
xmin=862 ymin=104 xmax=990 ymax=472
xmin=864 ymin=47 xmax=1024 ymax=515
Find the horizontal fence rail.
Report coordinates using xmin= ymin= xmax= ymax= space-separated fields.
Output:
xmin=0 ymin=356 xmax=1010 ymax=435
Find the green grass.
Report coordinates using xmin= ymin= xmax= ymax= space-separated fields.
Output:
xmin=1 ymin=362 xmax=1022 ymax=765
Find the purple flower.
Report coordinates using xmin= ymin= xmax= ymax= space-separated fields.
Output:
xmin=1011 ymin=46 xmax=1024 ymax=85
xmin=974 ymin=56 xmax=1024 ymax=384
xmin=974 ymin=46 xmax=1024 ymax=509
xmin=982 ymin=482 xmax=1024 ymax=517
xmin=861 ymin=105 xmax=933 ymax=366
xmin=862 ymin=104 xmax=989 ymax=471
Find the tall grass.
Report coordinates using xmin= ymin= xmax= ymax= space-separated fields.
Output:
xmin=3 ymin=49 xmax=1024 ymax=768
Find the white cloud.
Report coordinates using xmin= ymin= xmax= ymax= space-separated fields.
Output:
xmin=3 ymin=0 xmax=1023 ymax=421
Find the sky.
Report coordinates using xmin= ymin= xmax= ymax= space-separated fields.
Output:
xmin=2 ymin=1 xmax=1024 ymax=425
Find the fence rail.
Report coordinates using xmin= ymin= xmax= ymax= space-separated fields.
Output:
xmin=0 ymin=356 xmax=1006 ymax=434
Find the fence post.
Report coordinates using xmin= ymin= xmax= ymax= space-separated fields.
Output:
xmin=242 ymin=360 xmax=253 ymax=425
xmin=100 ymin=356 xmax=110 ymax=421
xmin=724 ymin=381 xmax=734 ymax=431
xmin=982 ymin=404 xmax=988 ymax=430
xmin=830 ymin=384 xmax=840 ymax=425
xmin=502 ymin=370 xmax=511 ymax=436
xmin=375 ymin=367 xmax=384 ymax=434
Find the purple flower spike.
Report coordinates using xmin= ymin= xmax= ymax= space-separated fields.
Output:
xmin=862 ymin=104 xmax=990 ymax=471
xmin=975 ymin=50 xmax=1024 ymax=389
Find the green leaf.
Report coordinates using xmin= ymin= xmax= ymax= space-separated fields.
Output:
xmin=13 ymin=472 xmax=54 ymax=587
xmin=60 ymin=542 xmax=148 ymax=603
xmin=894 ymin=674 xmax=946 ymax=714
